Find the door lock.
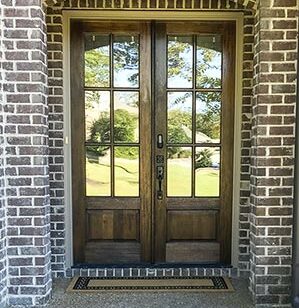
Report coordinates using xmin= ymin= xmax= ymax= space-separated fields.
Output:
xmin=157 ymin=166 xmax=164 ymax=200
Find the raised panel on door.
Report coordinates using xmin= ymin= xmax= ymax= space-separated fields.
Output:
xmin=71 ymin=21 xmax=152 ymax=264
xmin=154 ymin=21 xmax=235 ymax=264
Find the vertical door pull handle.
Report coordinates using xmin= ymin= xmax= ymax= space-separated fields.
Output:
xmin=157 ymin=134 xmax=163 ymax=149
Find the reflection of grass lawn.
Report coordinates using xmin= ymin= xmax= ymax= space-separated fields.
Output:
xmin=87 ymin=159 xmax=219 ymax=197
xmin=86 ymin=158 xmax=139 ymax=196
xmin=167 ymin=162 xmax=219 ymax=197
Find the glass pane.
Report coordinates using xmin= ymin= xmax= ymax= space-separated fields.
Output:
xmin=85 ymin=91 xmax=110 ymax=143
xmin=114 ymin=146 xmax=139 ymax=196
xmin=167 ymin=147 xmax=192 ymax=197
xmin=196 ymin=35 xmax=222 ymax=89
xmin=113 ymin=35 xmax=139 ymax=88
xmin=86 ymin=146 xmax=111 ymax=196
xmin=114 ymin=92 xmax=139 ymax=143
xmin=168 ymin=36 xmax=193 ymax=88
xmin=196 ymin=92 xmax=221 ymax=143
xmin=167 ymin=92 xmax=192 ymax=144
xmin=195 ymin=147 xmax=220 ymax=197
xmin=85 ymin=35 xmax=110 ymax=87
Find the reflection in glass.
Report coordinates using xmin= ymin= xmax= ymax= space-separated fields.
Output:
xmin=167 ymin=92 xmax=192 ymax=144
xmin=85 ymin=91 xmax=110 ymax=143
xmin=167 ymin=147 xmax=192 ymax=197
xmin=114 ymin=146 xmax=139 ymax=196
xmin=168 ymin=36 xmax=193 ymax=88
xmin=196 ymin=92 xmax=221 ymax=143
xmin=113 ymin=36 xmax=139 ymax=88
xmin=195 ymin=147 xmax=220 ymax=197
xmin=85 ymin=35 xmax=110 ymax=87
xmin=86 ymin=146 xmax=111 ymax=196
xmin=196 ymin=35 xmax=222 ymax=89
xmin=114 ymin=92 xmax=139 ymax=143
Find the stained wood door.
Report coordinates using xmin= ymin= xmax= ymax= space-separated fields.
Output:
xmin=71 ymin=21 xmax=152 ymax=264
xmin=153 ymin=22 xmax=235 ymax=264
xmin=71 ymin=20 xmax=235 ymax=265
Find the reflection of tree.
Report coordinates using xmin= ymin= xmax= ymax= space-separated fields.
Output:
xmin=168 ymin=37 xmax=221 ymax=88
xmin=168 ymin=38 xmax=192 ymax=84
xmin=196 ymin=92 xmax=221 ymax=140
xmin=114 ymin=38 xmax=139 ymax=86
xmin=196 ymin=48 xmax=221 ymax=88
xmin=89 ymin=109 xmax=138 ymax=158
xmin=85 ymin=48 xmax=109 ymax=87
xmin=195 ymin=149 xmax=212 ymax=169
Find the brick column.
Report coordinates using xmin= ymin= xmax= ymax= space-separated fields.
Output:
xmin=0 ymin=2 xmax=8 ymax=306
xmin=2 ymin=0 xmax=52 ymax=306
xmin=250 ymin=0 xmax=298 ymax=306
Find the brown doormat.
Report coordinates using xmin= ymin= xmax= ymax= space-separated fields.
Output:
xmin=67 ymin=276 xmax=234 ymax=292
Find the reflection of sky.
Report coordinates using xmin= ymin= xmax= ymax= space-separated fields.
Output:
xmin=86 ymin=91 xmax=110 ymax=111
xmin=168 ymin=92 xmax=192 ymax=111
xmin=197 ymin=49 xmax=221 ymax=81
xmin=167 ymin=35 xmax=222 ymax=88
xmin=168 ymin=37 xmax=193 ymax=88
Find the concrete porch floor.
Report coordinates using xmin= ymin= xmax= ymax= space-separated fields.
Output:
xmin=45 ymin=278 xmax=254 ymax=308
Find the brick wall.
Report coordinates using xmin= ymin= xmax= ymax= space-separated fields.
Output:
xmin=0 ymin=2 xmax=7 ymax=306
xmin=1 ymin=0 xmax=52 ymax=306
xmin=250 ymin=0 xmax=298 ymax=306
xmin=45 ymin=0 xmax=255 ymax=278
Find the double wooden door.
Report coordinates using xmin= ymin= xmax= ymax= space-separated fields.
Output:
xmin=71 ymin=20 xmax=235 ymax=265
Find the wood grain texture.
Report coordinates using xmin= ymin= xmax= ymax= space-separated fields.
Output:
xmin=87 ymin=210 xmax=140 ymax=240
xmin=167 ymin=210 xmax=217 ymax=241
xmin=71 ymin=21 xmax=85 ymax=263
xmin=166 ymin=242 xmax=220 ymax=263
xmin=85 ymin=242 xmax=141 ymax=264
xmin=219 ymin=21 xmax=235 ymax=264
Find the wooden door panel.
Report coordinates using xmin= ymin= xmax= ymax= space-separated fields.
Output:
xmin=85 ymin=242 xmax=141 ymax=264
xmin=166 ymin=242 xmax=220 ymax=263
xmin=167 ymin=210 xmax=217 ymax=241
xmin=87 ymin=210 xmax=140 ymax=240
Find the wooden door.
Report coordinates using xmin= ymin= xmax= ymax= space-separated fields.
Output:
xmin=71 ymin=20 xmax=235 ymax=265
xmin=154 ymin=22 xmax=235 ymax=264
xmin=71 ymin=21 xmax=152 ymax=264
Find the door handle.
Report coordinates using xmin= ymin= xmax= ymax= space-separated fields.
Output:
xmin=157 ymin=166 xmax=164 ymax=200
xmin=157 ymin=134 xmax=163 ymax=149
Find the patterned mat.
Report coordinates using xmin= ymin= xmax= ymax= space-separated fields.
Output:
xmin=67 ymin=276 xmax=234 ymax=292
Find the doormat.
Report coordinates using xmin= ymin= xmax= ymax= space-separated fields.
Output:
xmin=67 ymin=276 xmax=234 ymax=292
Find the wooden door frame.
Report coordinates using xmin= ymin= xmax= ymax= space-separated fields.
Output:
xmin=62 ymin=11 xmax=243 ymax=268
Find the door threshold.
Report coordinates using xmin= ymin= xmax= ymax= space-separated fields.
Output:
xmin=67 ymin=265 xmax=239 ymax=278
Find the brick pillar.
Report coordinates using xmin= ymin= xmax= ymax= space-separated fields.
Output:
xmin=2 ymin=0 xmax=52 ymax=306
xmin=250 ymin=0 xmax=298 ymax=306
xmin=0 ymin=2 xmax=8 ymax=306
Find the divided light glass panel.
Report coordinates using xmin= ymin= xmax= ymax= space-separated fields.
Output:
xmin=167 ymin=147 xmax=192 ymax=197
xmin=86 ymin=146 xmax=111 ymax=196
xmin=114 ymin=146 xmax=139 ymax=196
xmin=167 ymin=36 xmax=193 ymax=89
xmin=113 ymin=35 xmax=139 ymax=88
xmin=196 ymin=92 xmax=221 ymax=143
xmin=114 ymin=91 xmax=139 ymax=143
xmin=84 ymin=35 xmax=110 ymax=87
xmin=167 ymin=92 xmax=192 ymax=144
xmin=195 ymin=147 xmax=220 ymax=197
xmin=85 ymin=91 xmax=110 ymax=143
xmin=196 ymin=35 xmax=222 ymax=89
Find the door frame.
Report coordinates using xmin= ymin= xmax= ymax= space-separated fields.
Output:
xmin=62 ymin=10 xmax=244 ymax=269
